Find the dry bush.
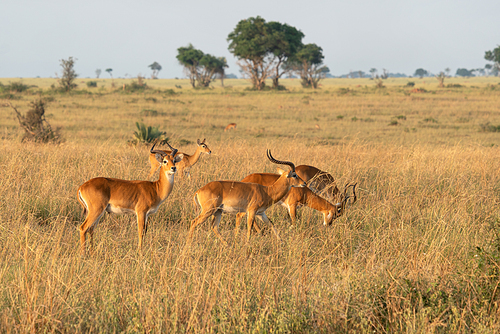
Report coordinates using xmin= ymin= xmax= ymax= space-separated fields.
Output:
xmin=10 ymin=99 xmax=62 ymax=143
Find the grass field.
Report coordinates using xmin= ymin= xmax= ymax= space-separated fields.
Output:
xmin=1 ymin=77 xmax=500 ymax=332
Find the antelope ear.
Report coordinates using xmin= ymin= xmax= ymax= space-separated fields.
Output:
xmin=276 ymin=167 xmax=286 ymax=175
xmin=174 ymin=153 xmax=184 ymax=163
xmin=155 ymin=153 xmax=163 ymax=163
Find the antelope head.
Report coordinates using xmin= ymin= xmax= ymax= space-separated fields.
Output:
xmin=325 ymin=183 xmax=357 ymax=226
xmin=150 ymin=141 xmax=183 ymax=174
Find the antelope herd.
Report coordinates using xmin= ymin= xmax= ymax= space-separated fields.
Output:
xmin=77 ymin=139 xmax=357 ymax=253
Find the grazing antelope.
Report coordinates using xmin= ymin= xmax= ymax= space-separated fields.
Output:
xmin=237 ymin=173 xmax=356 ymax=228
xmin=77 ymin=141 xmax=184 ymax=254
xmin=277 ymin=165 xmax=340 ymax=201
xmin=224 ymin=123 xmax=237 ymax=131
xmin=189 ymin=150 xmax=306 ymax=243
xmin=148 ymin=139 xmax=211 ymax=178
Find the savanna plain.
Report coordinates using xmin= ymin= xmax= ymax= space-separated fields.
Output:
xmin=1 ymin=77 xmax=500 ymax=333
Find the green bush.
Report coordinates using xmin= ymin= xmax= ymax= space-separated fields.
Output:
xmin=86 ymin=81 xmax=97 ymax=88
xmin=129 ymin=122 xmax=165 ymax=145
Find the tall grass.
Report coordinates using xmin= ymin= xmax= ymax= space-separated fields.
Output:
xmin=1 ymin=79 xmax=500 ymax=332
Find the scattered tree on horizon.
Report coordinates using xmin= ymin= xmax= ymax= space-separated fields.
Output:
xmin=286 ymin=43 xmax=329 ymax=89
xmin=214 ymin=57 xmax=229 ymax=86
xmin=148 ymin=62 xmax=162 ymax=79
xmin=381 ymin=69 xmax=389 ymax=79
xmin=58 ymin=57 xmax=78 ymax=92
xmin=105 ymin=68 xmax=113 ymax=78
xmin=435 ymin=71 xmax=445 ymax=87
xmin=456 ymin=68 xmax=473 ymax=77
xmin=484 ymin=45 xmax=500 ymax=76
xmin=369 ymin=68 xmax=377 ymax=79
xmin=95 ymin=69 xmax=101 ymax=79
xmin=176 ymin=44 xmax=227 ymax=88
xmin=414 ymin=68 xmax=428 ymax=79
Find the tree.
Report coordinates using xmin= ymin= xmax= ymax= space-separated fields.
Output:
xmin=435 ymin=71 xmax=445 ymax=87
xmin=227 ymin=17 xmax=304 ymax=90
xmin=381 ymin=69 xmax=389 ymax=79
xmin=266 ymin=21 xmax=304 ymax=88
xmin=177 ymin=44 xmax=204 ymax=88
xmin=197 ymin=54 xmax=225 ymax=87
xmin=228 ymin=16 xmax=275 ymax=90
xmin=456 ymin=68 xmax=473 ymax=77
xmin=58 ymin=57 xmax=78 ymax=92
xmin=414 ymin=68 xmax=428 ymax=78
xmin=369 ymin=68 xmax=377 ymax=79
xmin=106 ymin=68 xmax=113 ymax=78
xmin=177 ymin=45 xmax=227 ymax=88
xmin=485 ymin=45 xmax=500 ymax=76
xmin=95 ymin=69 xmax=101 ymax=78
xmin=287 ymin=43 xmax=328 ymax=89
xmin=148 ymin=62 xmax=162 ymax=79
xmin=214 ymin=57 xmax=229 ymax=86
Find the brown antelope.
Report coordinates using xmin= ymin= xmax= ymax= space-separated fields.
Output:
xmin=224 ymin=123 xmax=237 ymax=131
xmin=236 ymin=173 xmax=356 ymax=229
xmin=148 ymin=139 xmax=211 ymax=178
xmin=77 ymin=141 xmax=184 ymax=254
xmin=189 ymin=150 xmax=306 ymax=243
xmin=277 ymin=165 xmax=340 ymax=201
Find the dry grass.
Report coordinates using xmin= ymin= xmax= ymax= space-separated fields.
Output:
xmin=1 ymin=78 xmax=500 ymax=332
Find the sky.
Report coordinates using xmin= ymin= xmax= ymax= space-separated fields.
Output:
xmin=1 ymin=0 xmax=499 ymax=79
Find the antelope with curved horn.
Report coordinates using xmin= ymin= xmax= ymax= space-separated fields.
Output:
xmin=236 ymin=172 xmax=357 ymax=228
xmin=148 ymin=138 xmax=211 ymax=178
xmin=189 ymin=150 xmax=306 ymax=243
xmin=77 ymin=141 xmax=184 ymax=253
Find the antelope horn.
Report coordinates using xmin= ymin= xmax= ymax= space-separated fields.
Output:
xmin=266 ymin=149 xmax=295 ymax=172
xmin=342 ymin=183 xmax=357 ymax=205
xmin=150 ymin=141 xmax=166 ymax=156
xmin=164 ymin=140 xmax=178 ymax=157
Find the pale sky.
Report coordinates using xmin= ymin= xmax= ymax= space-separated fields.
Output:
xmin=1 ymin=0 xmax=499 ymax=78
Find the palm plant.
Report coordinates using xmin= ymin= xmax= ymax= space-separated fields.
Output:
xmin=130 ymin=122 xmax=165 ymax=145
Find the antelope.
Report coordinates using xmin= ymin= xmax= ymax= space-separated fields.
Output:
xmin=189 ymin=150 xmax=306 ymax=243
xmin=236 ymin=173 xmax=356 ymax=229
xmin=224 ymin=123 xmax=237 ymax=131
xmin=77 ymin=141 xmax=184 ymax=254
xmin=148 ymin=139 xmax=211 ymax=178
xmin=277 ymin=165 xmax=341 ymax=201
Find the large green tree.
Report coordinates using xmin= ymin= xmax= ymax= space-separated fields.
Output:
xmin=266 ymin=21 xmax=304 ymax=88
xmin=177 ymin=44 xmax=204 ymax=88
xmin=286 ymin=43 xmax=329 ymax=89
xmin=227 ymin=16 xmax=273 ymax=90
xmin=227 ymin=17 xmax=304 ymax=90
xmin=485 ymin=45 xmax=500 ymax=76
